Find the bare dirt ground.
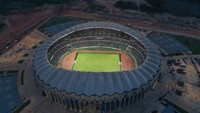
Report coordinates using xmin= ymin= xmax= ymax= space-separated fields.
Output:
xmin=0 ymin=9 xmax=57 ymax=49
xmin=0 ymin=30 xmax=47 ymax=70
xmin=62 ymin=9 xmax=200 ymax=37
xmin=59 ymin=50 xmax=135 ymax=71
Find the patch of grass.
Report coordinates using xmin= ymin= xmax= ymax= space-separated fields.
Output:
xmin=146 ymin=0 xmax=200 ymax=17
xmin=18 ymin=60 xmax=24 ymax=64
xmin=114 ymin=1 xmax=138 ymax=10
xmin=23 ymin=53 xmax=29 ymax=57
xmin=0 ymin=71 xmax=4 ymax=74
xmin=171 ymin=36 xmax=200 ymax=54
xmin=177 ymin=81 xmax=184 ymax=87
xmin=0 ymin=22 xmax=5 ymax=32
xmin=139 ymin=4 xmax=163 ymax=13
xmin=0 ymin=0 xmax=74 ymax=15
xmin=85 ymin=3 xmax=108 ymax=13
xmin=0 ymin=1 xmax=37 ymax=15
xmin=6 ymin=1 xmax=37 ymax=10
xmin=175 ymin=89 xmax=182 ymax=96
xmin=38 ymin=17 xmax=74 ymax=32
xmin=73 ymin=53 xmax=120 ymax=72
xmin=32 ymin=45 xmax=37 ymax=49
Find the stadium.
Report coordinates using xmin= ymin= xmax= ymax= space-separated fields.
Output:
xmin=32 ymin=21 xmax=161 ymax=112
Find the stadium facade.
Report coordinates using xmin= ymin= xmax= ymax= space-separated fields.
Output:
xmin=33 ymin=22 xmax=161 ymax=112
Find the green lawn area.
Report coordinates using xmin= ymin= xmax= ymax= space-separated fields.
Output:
xmin=0 ymin=22 xmax=5 ymax=33
xmin=171 ymin=36 xmax=200 ymax=54
xmin=177 ymin=81 xmax=184 ymax=87
xmin=38 ymin=17 xmax=74 ymax=32
xmin=73 ymin=53 xmax=121 ymax=72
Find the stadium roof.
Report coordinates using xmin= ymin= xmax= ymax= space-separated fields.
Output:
xmin=33 ymin=21 xmax=161 ymax=96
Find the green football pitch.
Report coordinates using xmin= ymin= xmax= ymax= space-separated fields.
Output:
xmin=73 ymin=53 xmax=121 ymax=72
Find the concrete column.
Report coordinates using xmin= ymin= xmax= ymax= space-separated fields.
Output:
xmin=123 ymin=97 xmax=126 ymax=108
xmin=78 ymin=101 xmax=81 ymax=112
xmin=115 ymin=100 xmax=118 ymax=111
xmin=104 ymin=102 xmax=106 ymax=112
xmin=68 ymin=98 xmax=72 ymax=110
xmin=109 ymin=101 xmax=111 ymax=111
xmin=132 ymin=94 xmax=135 ymax=104
xmin=119 ymin=99 xmax=122 ymax=109
xmin=88 ymin=101 xmax=91 ymax=112
xmin=73 ymin=99 xmax=77 ymax=111
xmin=64 ymin=97 xmax=68 ymax=107
xmin=50 ymin=92 xmax=54 ymax=102
xmin=56 ymin=94 xmax=60 ymax=104
xmin=62 ymin=96 xmax=66 ymax=105
xmin=58 ymin=94 xmax=62 ymax=104
xmin=46 ymin=90 xmax=50 ymax=99
xmin=129 ymin=95 xmax=133 ymax=106
xmin=83 ymin=102 xmax=86 ymax=112
xmin=65 ymin=98 xmax=70 ymax=109
xmin=127 ymin=96 xmax=130 ymax=107
xmin=57 ymin=93 xmax=62 ymax=104
xmin=99 ymin=101 xmax=102 ymax=112
xmin=133 ymin=94 xmax=137 ymax=103
xmin=53 ymin=93 xmax=57 ymax=103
